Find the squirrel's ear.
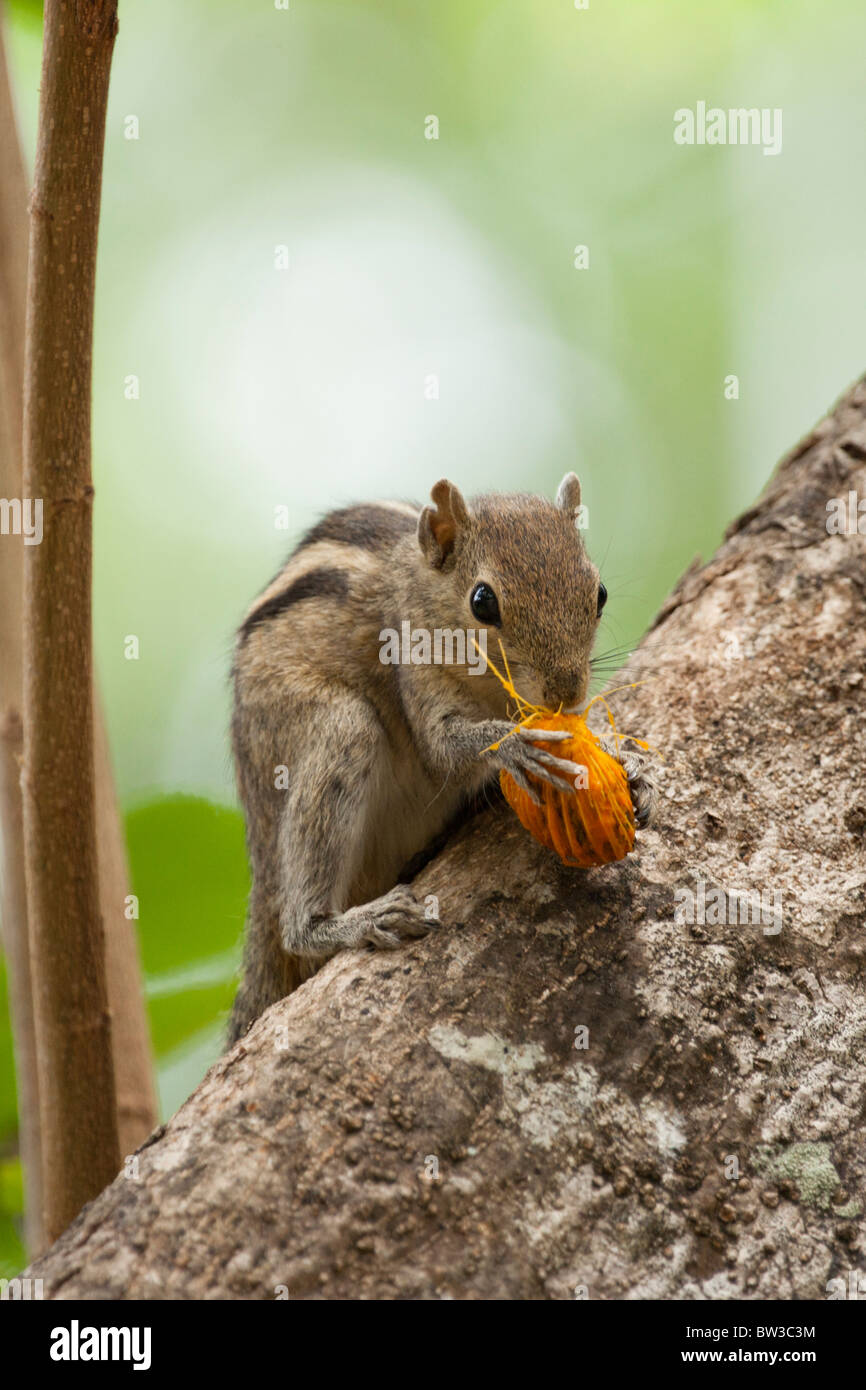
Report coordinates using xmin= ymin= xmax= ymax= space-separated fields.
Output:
xmin=417 ymin=479 xmax=470 ymax=566
xmin=555 ymin=472 xmax=582 ymax=517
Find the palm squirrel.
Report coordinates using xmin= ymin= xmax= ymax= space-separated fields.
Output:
xmin=227 ymin=474 xmax=655 ymax=1043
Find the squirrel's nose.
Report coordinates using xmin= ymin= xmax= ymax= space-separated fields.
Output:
xmin=543 ymin=668 xmax=587 ymax=711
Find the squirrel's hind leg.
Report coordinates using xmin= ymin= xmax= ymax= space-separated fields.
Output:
xmin=275 ymin=690 xmax=437 ymax=961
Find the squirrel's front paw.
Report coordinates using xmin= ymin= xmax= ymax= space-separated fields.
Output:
xmin=601 ymin=737 xmax=657 ymax=828
xmin=345 ymin=885 xmax=437 ymax=952
xmin=493 ymin=725 xmax=586 ymax=806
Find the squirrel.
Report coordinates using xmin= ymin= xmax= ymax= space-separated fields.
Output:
xmin=227 ymin=473 xmax=656 ymax=1044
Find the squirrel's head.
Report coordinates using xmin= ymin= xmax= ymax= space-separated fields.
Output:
xmin=417 ymin=474 xmax=605 ymax=711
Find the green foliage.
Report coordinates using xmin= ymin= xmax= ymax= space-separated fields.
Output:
xmin=0 ymin=953 xmax=16 ymax=1137
xmin=129 ymin=795 xmax=246 ymax=978
xmin=0 ymin=1155 xmax=25 ymax=1276
xmin=0 ymin=954 xmax=23 ymax=1275
xmin=127 ymin=796 xmax=246 ymax=1108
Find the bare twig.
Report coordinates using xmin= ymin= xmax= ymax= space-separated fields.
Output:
xmin=21 ymin=0 xmax=121 ymax=1242
xmin=0 ymin=0 xmax=43 ymax=1254
xmin=94 ymin=694 xmax=158 ymax=1154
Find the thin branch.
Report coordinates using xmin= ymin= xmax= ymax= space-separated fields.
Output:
xmin=2 ymin=0 xmax=157 ymax=1252
xmin=0 ymin=0 xmax=43 ymax=1254
xmin=93 ymin=695 xmax=158 ymax=1154
xmin=21 ymin=0 xmax=121 ymax=1242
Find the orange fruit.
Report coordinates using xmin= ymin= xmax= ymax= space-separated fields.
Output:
xmin=499 ymin=712 xmax=635 ymax=867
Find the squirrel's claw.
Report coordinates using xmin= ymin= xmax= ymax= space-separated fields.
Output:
xmin=601 ymin=737 xmax=657 ymax=829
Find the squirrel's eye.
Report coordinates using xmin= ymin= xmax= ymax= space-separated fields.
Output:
xmin=470 ymin=582 xmax=501 ymax=627
xmin=596 ymin=582 xmax=608 ymax=618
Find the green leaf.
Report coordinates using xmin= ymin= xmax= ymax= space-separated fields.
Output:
xmin=126 ymin=795 xmax=248 ymax=979
xmin=125 ymin=795 xmax=247 ymax=1078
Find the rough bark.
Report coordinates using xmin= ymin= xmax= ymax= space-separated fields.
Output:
xmin=26 ymin=377 xmax=866 ymax=1299
xmin=21 ymin=0 xmax=120 ymax=1243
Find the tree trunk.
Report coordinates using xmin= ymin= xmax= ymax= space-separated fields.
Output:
xmin=25 ymin=376 xmax=866 ymax=1298
xmin=21 ymin=0 xmax=121 ymax=1244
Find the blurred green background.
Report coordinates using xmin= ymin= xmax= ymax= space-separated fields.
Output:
xmin=2 ymin=0 xmax=866 ymax=1271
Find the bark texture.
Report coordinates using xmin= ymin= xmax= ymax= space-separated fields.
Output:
xmin=21 ymin=0 xmax=120 ymax=1243
xmin=27 ymin=378 xmax=866 ymax=1299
